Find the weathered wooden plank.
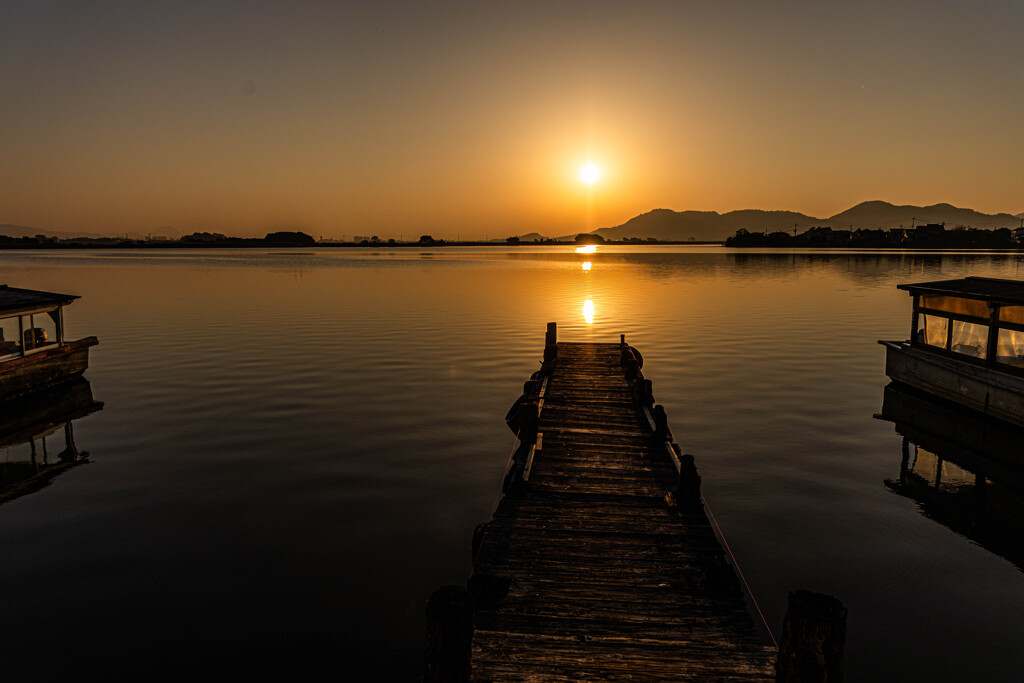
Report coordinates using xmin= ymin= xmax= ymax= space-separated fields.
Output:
xmin=465 ymin=339 xmax=775 ymax=681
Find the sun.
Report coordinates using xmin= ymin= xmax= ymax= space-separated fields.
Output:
xmin=579 ymin=163 xmax=601 ymax=185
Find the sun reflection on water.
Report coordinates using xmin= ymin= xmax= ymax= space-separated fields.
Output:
xmin=581 ymin=261 xmax=592 ymax=272
xmin=575 ymin=245 xmax=598 ymax=254
xmin=583 ymin=298 xmax=595 ymax=324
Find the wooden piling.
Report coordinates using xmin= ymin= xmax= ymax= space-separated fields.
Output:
xmin=639 ymin=378 xmax=654 ymax=406
xmin=544 ymin=322 xmax=557 ymax=363
xmin=677 ymin=452 xmax=703 ymax=509
xmin=653 ymin=403 xmax=668 ymax=438
xmin=776 ymin=589 xmax=847 ymax=683
xmin=515 ymin=401 xmax=538 ymax=443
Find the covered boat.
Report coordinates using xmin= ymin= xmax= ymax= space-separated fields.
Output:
xmin=880 ymin=276 xmax=1024 ymax=427
xmin=0 ymin=285 xmax=98 ymax=402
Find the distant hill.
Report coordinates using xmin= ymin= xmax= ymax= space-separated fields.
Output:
xmin=828 ymin=201 xmax=1019 ymax=230
xmin=537 ymin=201 xmax=1022 ymax=242
xmin=556 ymin=208 xmax=823 ymax=242
xmin=511 ymin=232 xmax=550 ymax=242
xmin=596 ymin=209 xmax=727 ymax=241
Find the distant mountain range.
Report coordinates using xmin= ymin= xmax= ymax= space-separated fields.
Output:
xmin=4 ymin=202 xmax=1023 ymax=243
xmin=546 ymin=201 xmax=1024 ymax=242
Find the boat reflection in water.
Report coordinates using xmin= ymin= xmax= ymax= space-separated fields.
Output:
xmin=879 ymin=382 xmax=1024 ymax=570
xmin=0 ymin=378 xmax=103 ymax=505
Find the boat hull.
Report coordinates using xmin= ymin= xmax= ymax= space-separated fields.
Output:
xmin=0 ymin=337 xmax=98 ymax=402
xmin=881 ymin=340 xmax=1024 ymax=428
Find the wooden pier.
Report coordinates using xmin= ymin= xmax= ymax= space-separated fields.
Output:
xmin=426 ymin=325 xmax=845 ymax=682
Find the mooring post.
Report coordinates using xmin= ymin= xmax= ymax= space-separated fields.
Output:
xmin=776 ymin=589 xmax=847 ymax=683
xmin=639 ymin=379 xmax=654 ymax=407
xmin=620 ymin=333 xmax=626 ymax=346
xmin=424 ymin=585 xmax=474 ymax=683
xmin=676 ymin=453 xmax=702 ymax=508
xmin=517 ymin=402 xmax=539 ymax=443
xmin=544 ymin=322 xmax=558 ymax=363
xmin=622 ymin=351 xmax=637 ymax=380
xmin=653 ymin=404 xmax=668 ymax=438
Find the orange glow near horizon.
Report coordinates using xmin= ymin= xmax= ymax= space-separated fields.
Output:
xmin=3 ymin=4 xmax=1023 ymax=238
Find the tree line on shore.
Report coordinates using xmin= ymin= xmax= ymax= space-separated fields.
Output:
xmin=0 ymin=231 xmax=319 ymax=248
xmin=725 ymin=223 xmax=1023 ymax=249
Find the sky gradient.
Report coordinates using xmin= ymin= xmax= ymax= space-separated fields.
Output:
xmin=3 ymin=1 xmax=1023 ymax=238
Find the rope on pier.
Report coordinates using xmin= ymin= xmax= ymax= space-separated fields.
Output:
xmin=702 ymin=492 xmax=779 ymax=648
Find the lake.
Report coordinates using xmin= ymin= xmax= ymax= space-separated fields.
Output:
xmin=1 ymin=246 xmax=1023 ymax=680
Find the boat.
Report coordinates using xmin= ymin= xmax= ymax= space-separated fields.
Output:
xmin=880 ymin=276 xmax=1024 ymax=428
xmin=0 ymin=285 xmax=98 ymax=402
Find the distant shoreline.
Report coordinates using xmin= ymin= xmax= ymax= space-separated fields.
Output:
xmin=4 ymin=240 xmax=1024 ymax=251
xmin=0 ymin=238 xmax=724 ymax=250
xmin=725 ymin=224 xmax=1024 ymax=250
xmin=3 ymin=231 xmax=1024 ymax=251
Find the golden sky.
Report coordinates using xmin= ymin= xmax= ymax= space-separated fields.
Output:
xmin=2 ymin=1 xmax=1023 ymax=238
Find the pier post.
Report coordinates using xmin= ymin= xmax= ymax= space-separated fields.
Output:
xmin=653 ymin=405 xmax=668 ymax=438
xmin=424 ymin=585 xmax=474 ymax=683
xmin=621 ymin=345 xmax=643 ymax=379
xmin=639 ymin=379 xmax=654 ymax=407
xmin=544 ymin=322 xmax=558 ymax=363
xmin=776 ymin=590 xmax=847 ymax=683
xmin=517 ymin=402 xmax=539 ymax=443
xmin=677 ymin=453 xmax=702 ymax=508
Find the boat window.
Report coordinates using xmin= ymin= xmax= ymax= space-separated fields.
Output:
xmin=937 ymin=460 xmax=975 ymax=492
xmin=18 ymin=313 xmax=58 ymax=354
xmin=0 ymin=424 xmax=76 ymax=478
xmin=0 ymin=318 xmax=21 ymax=358
xmin=919 ymin=295 xmax=989 ymax=319
xmin=909 ymin=446 xmax=974 ymax=491
xmin=998 ymin=306 xmax=1024 ymax=325
xmin=916 ymin=314 xmax=949 ymax=349
xmin=950 ymin=320 xmax=988 ymax=359
xmin=996 ymin=328 xmax=1024 ymax=367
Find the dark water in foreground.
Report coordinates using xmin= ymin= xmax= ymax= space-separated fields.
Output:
xmin=2 ymin=246 xmax=1024 ymax=680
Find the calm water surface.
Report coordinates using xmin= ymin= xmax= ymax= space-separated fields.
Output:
xmin=2 ymin=246 xmax=1023 ymax=680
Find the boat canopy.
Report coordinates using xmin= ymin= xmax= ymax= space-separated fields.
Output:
xmin=898 ymin=276 xmax=1024 ymax=306
xmin=0 ymin=286 xmax=79 ymax=358
xmin=899 ymin=277 xmax=1024 ymax=368
xmin=0 ymin=285 xmax=79 ymax=318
